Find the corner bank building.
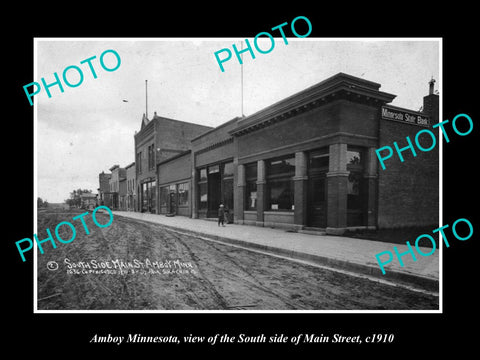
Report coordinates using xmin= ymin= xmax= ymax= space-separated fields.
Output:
xmin=151 ymin=72 xmax=439 ymax=235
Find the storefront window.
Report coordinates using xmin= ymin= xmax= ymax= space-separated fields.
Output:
xmin=268 ymin=157 xmax=295 ymax=176
xmin=245 ymin=163 xmax=257 ymax=210
xmin=160 ymin=186 xmax=168 ymax=207
xmin=347 ymin=172 xmax=363 ymax=218
xmin=309 ymin=148 xmax=329 ymax=171
xmin=142 ymin=183 xmax=148 ymax=211
xmin=347 ymin=147 xmax=363 ymax=167
xmin=199 ymin=168 xmax=207 ymax=181
xmin=268 ymin=179 xmax=294 ymax=210
xmin=208 ymin=165 xmax=220 ymax=174
xmin=246 ymin=182 xmax=257 ymax=210
xmin=346 ymin=146 xmax=364 ymax=210
xmin=178 ymin=183 xmax=189 ymax=206
xmin=199 ymin=182 xmax=207 ymax=209
xmin=267 ymin=156 xmax=295 ymax=211
xmin=347 ymin=173 xmax=360 ymax=196
xmin=197 ymin=167 xmax=208 ymax=210
xmin=347 ymin=146 xmax=365 ymax=226
xmin=223 ymin=162 xmax=234 ymax=178
xmin=150 ymin=182 xmax=156 ymax=213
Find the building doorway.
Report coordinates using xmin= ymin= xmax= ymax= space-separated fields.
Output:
xmin=168 ymin=184 xmax=177 ymax=214
xmin=140 ymin=180 xmax=156 ymax=214
xmin=346 ymin=146 xmax=366 ymax=227
xmin=207 ymin=165 xmax=221 ymax=217
xmin=307 ymin=175 xmax=327 ymax=228
xmin=307 ymin=148 xmax=329 ymax=228
xmin=199 ymin=161 xmax=234 ymax=221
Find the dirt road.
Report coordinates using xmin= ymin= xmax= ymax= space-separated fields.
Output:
xmin=37 ymin=209 xmax=439 ymax=310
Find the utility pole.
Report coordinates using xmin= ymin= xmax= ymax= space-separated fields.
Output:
xmin=240 ymin=41 xmax=244 ymax=117
xmin=145 ymin=80 xmax=148 ymax=119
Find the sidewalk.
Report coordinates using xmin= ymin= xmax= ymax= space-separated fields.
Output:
xmin=112 ymin=211 xmax=439 ymax=292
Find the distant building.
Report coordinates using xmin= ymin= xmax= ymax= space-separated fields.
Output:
xmin=80 ymin=192 xmax=98 ymax=210
xmin=98 ymin=171 xmax=112 ymax=207
xmin=125 ymin=162 xmax=136 ymax=211
xmin=134 ymin=112 xmax=212 ymax=214
xmin=119 ymin=177 xmax=127 ymax=211
xmin=109 ymin=165 xmax=126 ymax=210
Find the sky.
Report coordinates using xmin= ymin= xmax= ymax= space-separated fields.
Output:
xmin=35 ymin=38 xmax=440 ymax=203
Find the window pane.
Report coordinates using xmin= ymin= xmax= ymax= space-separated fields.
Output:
xmin=310 ymin=150 xmax=329 ymax=170
xmin=223 ymin=179 xmax=233 ymax=211
xmin=150 ymin=183 xmax=156 ymax=212
xmin=199 ymin=168 xmax=207 ymax=181
xmin=178 ymin=182 xmax=189 ymax=206
xmin=199 ymin=183 xmax=207 ymax=209
xmin=223 ymin=162 xmax=234 ymax=177
xmin=347 ymin=173 xmax=361 ymax=209
xmin=267 ymin=157 xmax=295 ymax=177
xmin=268 ymin=179 xmax=294 ymax=210
xmin=245 ymin=181 xmax=257 ymax=210
xmin=347 ymin=149 xmax=362 ymax=166
xmin=159 ymin=187 xmax=166 ymax=206
xmin=208 ymin=165 xmax=220 ymax=174
xmin=245 ymin=163 xmax=257 ymax=180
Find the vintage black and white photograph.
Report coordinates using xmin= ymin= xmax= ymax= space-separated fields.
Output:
xmin=34 ymin=38 xmax=441 ymax=312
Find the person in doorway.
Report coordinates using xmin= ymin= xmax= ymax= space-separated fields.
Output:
xmin=218 ymin=204 xmax=226 ymax=227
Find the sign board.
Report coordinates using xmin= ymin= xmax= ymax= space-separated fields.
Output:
xmin=381 ymin=106 xmax=430 ymax=126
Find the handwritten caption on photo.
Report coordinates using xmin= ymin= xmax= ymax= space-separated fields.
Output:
xmin=61 ymin=257 xmax=196 ymax=275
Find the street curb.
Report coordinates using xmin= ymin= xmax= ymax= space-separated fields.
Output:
xmin=115 ymin=213 xmax=439 ymax=293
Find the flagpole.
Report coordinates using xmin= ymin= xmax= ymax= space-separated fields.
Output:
xmin=145 ymin=80 xmax=148 ymax=119
xmin=241 ymin=41 xmax=244 ymax=117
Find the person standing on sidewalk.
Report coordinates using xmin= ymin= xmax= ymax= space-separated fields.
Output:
xmin=218 ymin=204 xmax=226 ymax=227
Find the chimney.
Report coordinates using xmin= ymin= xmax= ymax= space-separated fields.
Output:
xmin=429 ymin=77 xmax=436 ymax=95
xmin=423 ymin=77 xmax=439 ymax=124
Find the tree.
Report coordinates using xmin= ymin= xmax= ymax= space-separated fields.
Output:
xmin=65 ymin=189 xmax=93 ymax=207
xmin=37 ymin=197 xmax=49 ymax=208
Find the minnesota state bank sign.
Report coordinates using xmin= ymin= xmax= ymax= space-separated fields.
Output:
xmin=381 ymin=105 xmax=430 ymax=127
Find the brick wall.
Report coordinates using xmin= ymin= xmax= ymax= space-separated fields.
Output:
xmin=377 ymin=119 xmax=439 ymax=228
xmin=156 ymin=117 xmax=212 ymax=160
xmin=158 ymin=152 xmax=191 ymax=185
xmin=195 ymin=142 xmax=234 ymax=168
xmin=98 ymin=172 xmax=111 ymax=192
xmin=135 ymin=134 xmax=155 ymax=183
xmin=126 ymin=164 xmax=136 ymax=193
xmin=237 ymin=103 xmax=340 ymax=159
xmin=237 ymin=100 xmax=378 ymax=161
xmin=135 ymin=115 xmax=212 ymax=178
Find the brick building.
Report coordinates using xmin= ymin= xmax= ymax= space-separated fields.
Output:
xmin=190 ymin=117 xmax=239 ymax=222
xmin=135 ymin=112 xmax=213 ymax=213
xmin=119 ymin=176 xmax=127 ymax=210
xmin=376 ymin=79 xmax=439 ymax=228
xmin=156 ymin=72 xmax=439 ymax=234
xmin=157 ymin=150 xmax=192 ymax=216
xmin=109 ymin=165 xmax=126 ymax=210
xmin=97 ymin=171 xmax=111 ymax=206
xmin=125 ymin=162 xmax=136 ymax=211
